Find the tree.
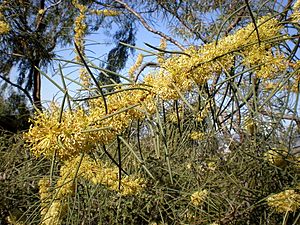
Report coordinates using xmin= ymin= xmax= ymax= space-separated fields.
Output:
xmin=0 ymin=0 xmax=137 ymax=110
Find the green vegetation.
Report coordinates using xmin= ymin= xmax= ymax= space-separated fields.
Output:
xmin=1 ymin=0 xmax=300 ymax=224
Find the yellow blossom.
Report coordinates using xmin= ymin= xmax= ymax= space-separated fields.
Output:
xmin=60 ymin=155 xmax=146 ymax=195
xmin=38 ymin=177 xmax=65 ymax=225
xmin=79 ymin=68 xmax=91 ymax=87
xmin=41 ymin=200 xmax=64 ymax=225
xmin=267 ymin=189 xmax=300 ymax=213
xmin=144 ymin=16 xmax=283 ymax=101
xmin=129 ymin=54 xmax=144 ymax=80
xmin=24 ymin=107 xmax=93 ymax=160
xmin=90 ymin=9 xmax=121 ymax=16
xmin=264 ymin=82 xmax=278 ymax=90
xmin=157 ymin=38 xmax=167 ymax=64
xmin=24 ymin=85 xmax=155 ymax=161
xmin=0 ymin=12 xmax=10 ymax=34
xmin=190 ymin=189 xmax=208 ymax=206
xmin=196 ymin=103 xmax=210 ymax=123
xmin=190 ymin=131 xmax=205 ymax=140
xmin=291 ymin=0 xmax=300 ymax=22
xmin=38 ymin=9 xmax=45 ymax=15
xmin=264 ymin=148 xmax=288 ymax=167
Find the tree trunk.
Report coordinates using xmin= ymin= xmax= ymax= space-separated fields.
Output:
xmin=32 ymin=59 xmax=42 ymax=111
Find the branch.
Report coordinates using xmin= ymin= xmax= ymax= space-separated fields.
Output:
xmin=260 ymin=110 xmax=300 ymax=130
xmin=114 ymin=0 xmax=185 ymax=51
xmin=224 ymin=8 xmax=245 ymax=35
xmin=135 ymin=62 xmax=159 ymax=82
xmin=157 ymin=3 xmax=208 ymax=44
xmin=0 ymin=75 xmax=34 ymax=105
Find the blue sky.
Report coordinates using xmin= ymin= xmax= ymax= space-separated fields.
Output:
xmin=40 ymin=23 xmax=167 ymax=108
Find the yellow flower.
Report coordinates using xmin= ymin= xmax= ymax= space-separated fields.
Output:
xmin=196 ymin=104 xmax=210 ymax=123
xmin=129 ymin=54 xmax=144 ymax=80
xmin=24 ymin=106 xmax=92 ymax=160
xmin=0 ymin=19 xmax=10 ymax=35
xmin=264 ymin=148 xmax=288 ymax=167
xmin=38 ymin=9 xmax=45 ymax=15
xmin=60 ymin=155 xmax=146 ymax=196
xmin=90 ymin=9 xmax=121 ymax=16
xmin=79 ymin=68 xmax=91 ymax=87
xmin=267 ymin=189 xmax=300 ymax=213
xmin=157 ymin=38 xmax=167 ymax=64
xmin=38 ymin=177 xmax=65 ymax=225
xmin=143 ymin=16 xmax=283 ymax=101
xmin=41 ymin=200 xmax=64 ymax=225
xmin=191 ymin=189 xmax=208 ymax=206
xmin=291 ymin=0 xmax=300 ymax=22
xmin=190 ymin=131 xmax=205 ymax=140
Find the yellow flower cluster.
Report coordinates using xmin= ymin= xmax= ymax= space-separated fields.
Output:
xmin=90 ymin=9 xmax=121 ymax=16
xmin=243 ymin=44 xmax=288 ymax=79
xmin=73 ymin=1 xmax=87 ymax=52
xmin=37 ymin=155 xmax=146 ymax=224
xmin=196 ymin=103 xmax=210 ymax=123
xmin=24 ymin=107 xmax=92 ymax=160
xmin=59 ymin=155 xmax=146 ymax=196
xmin=190 ymin=189 xmax=208 ymax=206
xmin=0 ymin=12 xmax=9 ymax=35
xmin=144 ymin=16 xmax=284 ymax=100
xmin=264 ymin=148 xmax=288 ymax=167
xmin=291 ymin=60 xmax=300 ymax=92
xmin=167 ymin=107 xmax=184 ymax=124
xmin=72 ymin=0 xmax=91 ymax=87
xmin=291 ymin=0 xmax=300 ymax=23
xmin=38 ymin=178 xmax=65 ymax=225
xmin=267 ymin=189 xmax=300 ymax=213
xmin=157 ymin=38 xmax=167 ymax=64
xmin=144 ymin=70 xmax=193 ymax=100
xmin=24 ymin=86 xmax=155 ymax=161
xmin=6 ymin=216 xmax=26 ymax=225
xmin=190 ymin=131 xmax=205 ymax=140
xmin=128 ymin=54 xmax=144 ymax=80
xmin=264 ymin=82 xmax=278 ymax=91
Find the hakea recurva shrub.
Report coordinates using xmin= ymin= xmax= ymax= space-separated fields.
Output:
xmin=23 ymin=13 xmax=300 ymax=223
xmin=144 ymin=16 xmax=290 ymax=100
xmin=25 ymin=15 xmax=296 ymax=161
xmin=39 ymin=155 xmax=146 ymax=225
xmin=24 ymin=86 xmax=155 ymax=161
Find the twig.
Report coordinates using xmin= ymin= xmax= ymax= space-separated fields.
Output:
xmin=245 ymin=0 xmax=261 ymax=45
xmin=135 ymin=62 xmax=159 ymax=82
xmin=114 ymin=0 xmax=185 ymax=50
xmin=0 ymin=75 xmax=34 ymax=105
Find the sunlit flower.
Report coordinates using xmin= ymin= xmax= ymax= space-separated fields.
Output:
xmin=0 ymin=12 xmax=10 ymax=34
xmin=291 ymin=0 xmax=300 ymax=22
xmin=157 ymin=38 xmax=167 ymax=64
xmin=90 ymin=9 xmax=121 ymax=16
xmin=190 ymin=131 xmax=205 ymax=140
xmin=38 ymin=177 xmax=65 ymax=225
xmin=267 ymin=189 xmax=300 ymax=213
xmin=264 ymin=148 xmax=288 ymax=167
xmin=191 ymin=189 xmax=208 ymax=206
xmin=129 ymin=54 xmax=144 ymax=80
xmin=60 ymin=155 xmax=146 ymax=196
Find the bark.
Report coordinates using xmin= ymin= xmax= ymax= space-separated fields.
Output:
xmin=32 ymin=59 xmax=42 ymax=111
